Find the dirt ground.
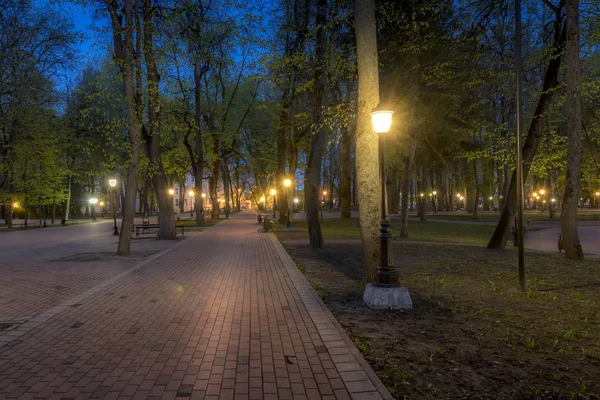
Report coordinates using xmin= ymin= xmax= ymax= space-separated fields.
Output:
xmin=278 ymin=237 xmax=600 ymax=400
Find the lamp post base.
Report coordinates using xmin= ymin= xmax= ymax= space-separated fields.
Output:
xmin=113 ymin=227 xmax=119 ymax=236
xmin=362 ymin=283 xmax=412 ymax=310
xmin=283 ymin=226 xmax=294 ymax=232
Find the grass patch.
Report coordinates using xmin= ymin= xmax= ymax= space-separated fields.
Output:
xmin=278 ymin=236 xmax=600 ymax=399
xmin=274 ymin=217 xmax=495 ymax=245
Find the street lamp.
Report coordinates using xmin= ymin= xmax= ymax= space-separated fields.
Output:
xmin=189 ymin=190 xmax=195 ymax=217
xmin=109 ymin=178 xmax=118 ymax=235
xmin=294 ymin=198 xmax=299 ymax=212
xmin=370 ymin=104 xmax=398 ymax=287
xmin=89 ymin=198 xmax=98 ymax=222
xmin=169 ymin=188 xmax=175 ymax=195
xmin=100 ymin=201 xmax=105 ymax=218
xmin=432 ymin=190 xmax=437 ymax=213
xmin=270 ymin=189 xmax=277 ymax=218
xmin=596 ymin=191 xmax=599 ymax=209
xmin=283 ymin=179 xmax=292 ymax=229
xmin=321 ymin=190 xmax=327 ymax=223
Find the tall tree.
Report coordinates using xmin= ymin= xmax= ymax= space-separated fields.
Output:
xmin=142 ymin=0 xmax=176 ymax=239
xmin=561 ymin=0 xmax=584 ymax=259
xmin=354 ymin=0 xmax=381 ymax=280
xmin=305 ymin=0 xmax=328 ymax=248
xmin=106 ymin=0 xmax=143 ymax=256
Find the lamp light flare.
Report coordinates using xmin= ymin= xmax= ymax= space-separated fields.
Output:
xmin=370 ymin=108 xmax=394 ymax=134
xmin=189 ymin=190 xmax=194 ymax=197
xmin=89 ymin=198 xmax=98 ymax=205
xmin=169 ymin=188 xmax=175 ymax=195
xmin=109 ymin=178 xmax=117 ymax=188
xmin=283 ymin=179 xmax=291 ymax=187
xmin=294 ymin=198 xmax=299 ymax=203
xmin=270 ymin=189 xmax=276 ymax=196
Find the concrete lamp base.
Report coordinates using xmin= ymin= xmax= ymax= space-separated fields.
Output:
xmin=363 ymin=283 xmax=412 ymax=310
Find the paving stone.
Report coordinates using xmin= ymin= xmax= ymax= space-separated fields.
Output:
xmin=0 ymin=213 xmax=391 ymax=399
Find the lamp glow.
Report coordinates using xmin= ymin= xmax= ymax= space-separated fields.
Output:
xmin=189 ymin=190 xmax=194 ymax=197
xmin=270 ymin=189 xmax=276 ymax=196
xmin=283 ymin=179 xmax=291 ymax=187
xmin=294 ymin=198 xmax=299 ymax=203
xmin=109 ymin=178 xmax=117 ymax=188
xmin=89 ymin=198 xmax=98 ymax=205
xmin=169 ymin=189 xmax=174 ymax=195
xmin=12 ymin=202 xmax=18 ymax=208
xmin=370 ymin=104 xmax=393 ymax=134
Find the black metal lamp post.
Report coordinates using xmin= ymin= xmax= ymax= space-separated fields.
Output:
xmin=321 ymin=191 xmax=327 ymax=223
xmin=109 ymin=179 xmax=119 ymax=235
xmin=284 ymin=179 xmax=292 ymax=228
xmin=371 ymin=103 xmax=399 ymax=287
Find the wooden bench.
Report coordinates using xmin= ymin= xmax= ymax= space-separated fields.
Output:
xmin=135 ymin=224 xmax=185 ymax=237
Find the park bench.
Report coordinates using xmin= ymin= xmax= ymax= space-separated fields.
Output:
xmin=135 ymin=224 xmax=185 ymax=237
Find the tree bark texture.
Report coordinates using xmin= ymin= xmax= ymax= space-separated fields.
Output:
xmin=106 ymin=0 xmax=143 ymax=256
xmin=305 ymin=0 xmax=327 ymax=248
xmin=354 ymin=0 xmax=381 ymax=281
xmin=142 ymin=0 xmax=176 ymax=239
xmin=340 ymin=123 xmax=352 ymax=218
xmin=560 ymin=0 xmax=584 ymax=259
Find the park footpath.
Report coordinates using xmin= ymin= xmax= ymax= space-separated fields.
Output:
xmin=0 ymin=212 xmax=391 ymax=400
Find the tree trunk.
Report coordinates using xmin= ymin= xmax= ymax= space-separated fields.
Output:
xmin=354 ymin=0 xmax=383 ymax=281
xmin=193 ymin=57 xmax=207 ymax=226
xmin=340 ymin=123 xmax=352 ymax=218
xmin=561 ymin=0 xmax=583 ymax=259
xmin=487 ymin=18 xmax=566 ymax=249
xmin=142 ymin=0 xmax=176 ymax=239
xmin=305 ymin=0 xmax=327 ymax=248
xmin=399 ymin=53 xmax=418 ymax=238
xmin=107 ymin=0 xmax=142 ymax=256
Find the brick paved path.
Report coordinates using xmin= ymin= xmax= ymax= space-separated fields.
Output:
xmin=0 ymin=212 xmax=391 ymax=400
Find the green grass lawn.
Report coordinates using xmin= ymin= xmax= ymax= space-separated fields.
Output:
xmin=275 ymin=217 xmax=496 ymax=245
xmin=426 ymin=211 xmax=599 ymax=222
xmin=280 ymin=240 xmax=600 ymax=399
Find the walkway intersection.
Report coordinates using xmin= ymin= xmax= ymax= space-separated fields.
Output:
xmin=0 ymin=212 xmax=390 ymax=400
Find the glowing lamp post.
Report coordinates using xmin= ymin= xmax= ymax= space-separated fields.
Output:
xmin=596 ymin=192 xmax=599 ymax=209
xmin=189 ymin=191 xmax=195 ymax=217
xmin=321 ymin=191 xmax=327 ymax=223
xmin=89 ymin=198 xmax=98 ymax=222
xmin=369 ymin=104 xmax=399 ymax=287
xmin=283 ymin=179 xmax=292 ymax=229
xmin=109 ymin=178 xmax=118 ymax=235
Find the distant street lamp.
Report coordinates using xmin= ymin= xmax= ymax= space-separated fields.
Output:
xmin=596 ymin=191 xmax=599 ymax=209
xmin=100 ymin=201 xmax=105 ymax=218
xmin=370 ymin=104 xmax=398 ymax=287
xmin=270 ymin=189 xmax=277 ymax=218
xmin=321 ymin=190 xmax=327 ymax=223
xmin=432 ymin=190 xmax=437 ymax=213
xmin=284 ymin=179 xmax=292 ymax=228
xmin=294 ymin=198 xmax=299 ymax=212
xmin=109 ymin=178 xmax=118 ymax=235
xmin=189 ymin=190 xmax=195 ymax=217
xmin=89 ymin=198 xmax=98 ymax=222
